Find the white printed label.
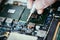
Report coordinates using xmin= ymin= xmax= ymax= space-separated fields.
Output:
xmin=8 ymin=9 xmax=15 ymax=13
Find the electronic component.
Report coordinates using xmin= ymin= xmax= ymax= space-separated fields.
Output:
xmin=14 ymin=21 xmax=26 ymax=31
xmin=7 ymin=32 xmax=37 ymax=40
xmin=20 ymin=8 xmax=30 ymax=21
xmin=25 ymin=29 xmax=33 ymax=34
xmin=0 ymin=17 xmax=5 ymax=22
xmin=5 ymin=18 xmax=13 ymax=26
xmin=27 ymin=22 xmax=35 ymax=29
xmin=18 ymin=21 xmax=26 ymax=26
xmin=36 ymin=30 xmax=47 ymax=37
xmin=5 ymin=18 xmax=13 ymax=24
xmin=12 ymin=19 xmax=18 ymax=26
xmin=35 ymin=25 xmax=40 ymax=30
xmin=0 ymin=4 xmax=25 ymax=20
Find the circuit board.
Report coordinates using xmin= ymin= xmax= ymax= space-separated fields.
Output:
xmin=0 ymin=1 xmax=60 ymax=40
xmin=0 ymin=4 xmax=25 ymax=20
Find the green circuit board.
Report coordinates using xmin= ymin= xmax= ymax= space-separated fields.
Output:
xmin=0 ymin=4 xmax=48 ymax=24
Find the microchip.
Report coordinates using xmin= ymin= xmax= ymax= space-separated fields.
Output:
xmin=20 ymin=8 xmax=30 ymax=21
xmin=5 ymin=18 xmax=13 ymax=24
xmin=0 ymin=4 xmax=25 ymax=20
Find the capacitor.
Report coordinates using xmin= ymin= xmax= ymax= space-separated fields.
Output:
xmin=5 ymin=18 xmax=13 ymax=26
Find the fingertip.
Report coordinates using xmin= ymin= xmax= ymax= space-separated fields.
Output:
xmin=37 ymin=9 xmax=44 ymax=14
xmin=27 ymin=0 xmax=33 ymax=9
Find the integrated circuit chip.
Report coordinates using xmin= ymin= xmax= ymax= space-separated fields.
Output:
xmin=20 ymin=8 xmax=30 ymax=21
xmin=0 ymin=4 xmax=25 ymax=20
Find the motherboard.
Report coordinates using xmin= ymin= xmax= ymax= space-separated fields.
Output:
xmin=0 ymin=0 xmax=60 ymax=40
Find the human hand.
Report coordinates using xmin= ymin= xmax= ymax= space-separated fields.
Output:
xmin=27 ymin=0 xmax=56 ymax=14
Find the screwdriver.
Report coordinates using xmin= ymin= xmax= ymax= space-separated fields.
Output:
xmin=27 ymin=0 xmax=36 ymax=22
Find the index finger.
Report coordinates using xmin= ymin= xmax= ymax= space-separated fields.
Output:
xmin=27 ymin=0 xmax=34 ymax=9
